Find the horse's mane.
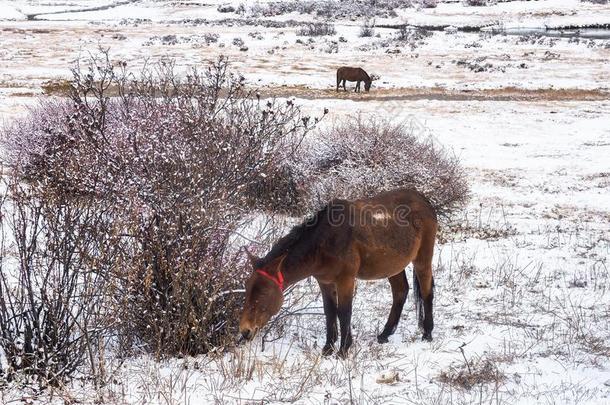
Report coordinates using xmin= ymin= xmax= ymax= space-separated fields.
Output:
xmin=254 ymin=205 xmax=328 ymax=270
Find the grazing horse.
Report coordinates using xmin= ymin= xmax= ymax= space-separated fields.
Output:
xmin=239 ymin=188 xmax=437 ymax=357
xmin=336 ymin=66 xmax=373 ymax=92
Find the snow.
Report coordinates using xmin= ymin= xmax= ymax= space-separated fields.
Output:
xmin=1 ymin=0 xmax=609 ymax=404
xmin=0 ymin=2 xmax=24 ymax=19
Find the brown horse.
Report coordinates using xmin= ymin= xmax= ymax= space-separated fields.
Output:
xmin=336 ymin=66 xmax=373 ymax=92
xmin=240 ymin=188 xmax=437 ymax=357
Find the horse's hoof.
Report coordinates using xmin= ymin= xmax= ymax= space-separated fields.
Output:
xmin=322 ymin=344 xmax=335 ymax=356
xmin=377 ymin=334 xmax=389 ymax=344
xmin=422 ymin=332 xmax=433 ymax=342
xmin=337 ymin=348 xmax=349 ymax=359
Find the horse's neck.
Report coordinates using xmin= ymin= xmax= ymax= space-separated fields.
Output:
xmin=280 ymin=254 xmax=313 ymax=287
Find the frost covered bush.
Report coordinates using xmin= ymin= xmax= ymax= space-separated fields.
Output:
xmin=290 ymin=117 xmax=469 ymax=218
xmin=1 ymin=53 xmax=318 ymax=359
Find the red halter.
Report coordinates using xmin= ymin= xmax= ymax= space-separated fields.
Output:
xmin=256 ymin=268 xmax=285 ymax=292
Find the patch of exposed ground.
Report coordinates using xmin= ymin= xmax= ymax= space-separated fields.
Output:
xmin=260 ymin=85 xmax=610 ymax=101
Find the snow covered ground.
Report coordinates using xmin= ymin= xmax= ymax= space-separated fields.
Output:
xmin=1 ymin=0 xmax=609 ymax=404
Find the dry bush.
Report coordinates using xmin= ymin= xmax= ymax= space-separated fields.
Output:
xmin=1 ymin=53 xmax=320 ymax=361
xmin=289 ymin=117 xmax=469 ymax=218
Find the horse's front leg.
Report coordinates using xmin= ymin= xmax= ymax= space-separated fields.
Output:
xmin=336 ymin=277 xmax=355 ymax=357
xmin=318 ymin=280 xmax=338 ymax=356
xmin=355 ymin=81 xmax=360 ymax=92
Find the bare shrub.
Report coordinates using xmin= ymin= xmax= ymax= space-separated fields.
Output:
xmin=1 ymin=53 xmax=320 ymax=359
xmin=297 ymin=21 xmax=336 ymax=36
xmin=289 ymin=117 xmax=470 ymax=218
xmin=0 ymin=178 xmax=114 ymax=386
xmin=359 ymin=18 xmax=375 ymax=37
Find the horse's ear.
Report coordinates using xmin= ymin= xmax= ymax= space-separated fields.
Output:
xmin=243 ymin=247 xmax=260 ymax=268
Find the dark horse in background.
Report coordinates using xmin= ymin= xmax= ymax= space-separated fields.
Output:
xmin=240 ymin=188 xmax=437 ymax=357
xmin=336 ymin=66 xmax=374 ymax=92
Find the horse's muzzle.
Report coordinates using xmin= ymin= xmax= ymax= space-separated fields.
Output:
xmin=240 ymin=328 xmax=254 ymax=341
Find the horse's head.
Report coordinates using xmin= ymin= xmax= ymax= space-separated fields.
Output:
xmin=365 ymin=73 xmax=380 ymax=92
xmin=239 ymin=251 xmax=285 ymax=341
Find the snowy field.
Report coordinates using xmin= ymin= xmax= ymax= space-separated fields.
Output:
xmin=1 ymin=0 xmax=609 ymax=404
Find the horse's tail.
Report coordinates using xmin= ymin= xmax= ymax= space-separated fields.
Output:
xmin=413 ymin=271 xmax=424 ymax=329
xmin=413 ymin=272 xmax=434 ymax=330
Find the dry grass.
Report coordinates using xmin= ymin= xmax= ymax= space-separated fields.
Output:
xmin=439 ymin=357 xmax=506 ymax=390
xmin=258 ymin=85 xmax=610 ymax=101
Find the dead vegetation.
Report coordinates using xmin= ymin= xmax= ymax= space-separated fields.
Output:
xmin=439 ymin=356 xmax=506 ymax=390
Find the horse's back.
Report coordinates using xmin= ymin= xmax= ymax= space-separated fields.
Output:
xmin=337 ymin=66 xmax=367 ymax=80
xmin=328 ymin=189 xmax=437 ymax=280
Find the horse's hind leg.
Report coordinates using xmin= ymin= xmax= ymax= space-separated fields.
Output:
xmin=378 ymin=270 xmax=409 ymax=344
xmin=413 ymin=239 xmax=435 ymax=341
xmin=355 ymin=81 xmax=360 ymax=92
xmin=318 ymin=281 xmax=338 ymax=355
xmin=343 ymin=79 xmax=347 ymax=91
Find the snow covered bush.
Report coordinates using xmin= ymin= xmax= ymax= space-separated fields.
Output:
xmin=420 ymin=0 xmax=438 ymax=8
xmin=463 ymin=0 xmax=494 ymax=6
xmin=297 ymin=21 xmax=336 ymax=36
xmin=250 ymin=0 xmax=410 ymax=19
xmin=396 ymin=25 xmax=433 ymax=50
xmin=289 ymin=117 xmax=470 ymax=218
xmin=1 ymin=53 xmax=319 ymax=359
xmin=217 ymin=4 xmax=236 ymax=12
xmin=359 ymin=18 xmax=376 ymax=37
